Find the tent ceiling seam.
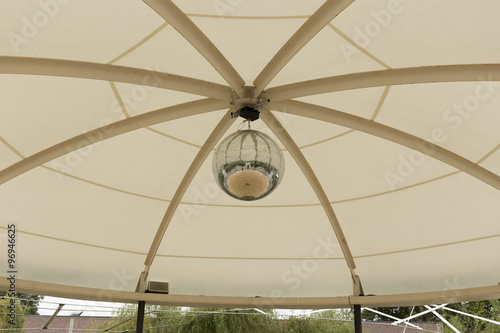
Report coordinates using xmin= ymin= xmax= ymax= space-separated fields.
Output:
xmin=108 ymin=80 xmax=203 ymax=150
xmin=333 ymin=170 xmax=461 ymax=204
xmin=31 ymin=164 xmax=462 ymax=208
xmin=354 ymin=232 xmax=500 ymax=259
xmin=0 ymin=135 xmax=25 ymax=159
xmin=296 ymin=129 xmax=355 ymax=149
xmin=109 ymin=81 xmax=131 ymax=118
xmin=370 ymin=86 xmax=392 ymax=120
xmin=110 ymin=81 xmax=205 ymax=147
xmin=0 ymin=226 xmax=146 ymax=256
xmin=327 ymin=23 xmax=391 ymax=70
xmin=108 ymin=22 xmax=169 ymax=65
xmin=39 ymin=165 xmax=171 ymax=202
xmin=6 ymin=225 xmax=499 ymax=260
xmin=145 ymin=127 xmax=202 ymax=148
xmin=477 ymin=142 xmax=500 ymax=164
xmin=3 ymin=129 xmax=477 ymax=207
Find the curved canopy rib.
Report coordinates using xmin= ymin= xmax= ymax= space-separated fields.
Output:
xmin=0 ymin=56 xmax=230 ymax=100
xmin=268 ymin=64 xmax=500 ymax=101
xmin=252 ymin=0 xmax=354 ymax=97
xmin=143 ymin=0 xmax=245 ymax=95
xmin=4 ymin=278 xmax=500 ymax=309
xmin=143 ymin=110 xmax=236 ymax=269
xmin=0 ymin=99 xmax=227 ymax=186
xmin=260 ymin=109 xmax=357 ymax=278
xmin=271 ymin=101 xmax=500 ymax=191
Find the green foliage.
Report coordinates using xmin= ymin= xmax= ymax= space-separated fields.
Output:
xmin=362 ymin=300 xmax=500 ymax=333
xmin=91 ymin=304 xmax=188 ymax=333
xmin=284 ymin=310 xmax=353 ymax=333
xmin=441 ymin=301 xmax=500 ymax=333
xmin=0 ymin=297 xmax=25 ymax=331
xmin=180 ymin=308 xmax=276 ymax=333
xmin=362 ymin=306 xmax=435 ymax=322
xmin=0 ymin=293 xmax=43 ymax=315
xmin=93 ymin=305 xmax=355 ymax=332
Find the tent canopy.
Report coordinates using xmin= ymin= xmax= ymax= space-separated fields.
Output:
xmin=0 ymin=0 xmax=499 ymax=308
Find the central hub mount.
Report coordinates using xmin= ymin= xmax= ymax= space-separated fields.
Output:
xmin=231 ymin=106 xmax=260 ymax=121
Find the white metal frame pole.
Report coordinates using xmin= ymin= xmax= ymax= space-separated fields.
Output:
xmin=392 ymin=304 xmax=448 ymax=325
xmin=443 ymin=306 xmax=500 ymax=326
xmin=362 ymin=308 xmax=422 ymax=330
xmin=423 ymin=305 xmax=460 ymax=333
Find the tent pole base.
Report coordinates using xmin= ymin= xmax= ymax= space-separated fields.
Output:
xmin=136 ymin=301 xmax=146 ymax=333
xmin=354 ymin=304 xmax=362 ymax=333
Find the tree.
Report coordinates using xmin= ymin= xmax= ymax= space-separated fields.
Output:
xmin=93 ymin=305 xmax=356 ymax=332
xmin=180 ymin=308 xmax=278 ymax=333
xmin=91 ymin=304 xmax=188 ymax=332
xmin=0 ymin=297 xmax=25 ymax=331
xmin=362 ymin=300 xmax=500 ymax=332
xmin=93 ymin=306 xmax=279 ymax=333
xmin=362 ymin=305 xmax=435 ymax=322
xmin=441 ymin=301 xmax=500 ymax=333
xmin=284 ymin=310 xmax=354 ymax=333
xmin=0 ymin=293 xmax=43 ymax=315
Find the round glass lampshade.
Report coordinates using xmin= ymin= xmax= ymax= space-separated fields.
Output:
xmin=213 ymin=130 xmax=285 ymax=201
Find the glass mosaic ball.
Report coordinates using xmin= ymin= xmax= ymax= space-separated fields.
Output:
xmin=213 ymin=130 xmax=285 ymax=201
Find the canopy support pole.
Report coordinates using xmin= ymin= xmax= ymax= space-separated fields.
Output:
xmin=42 ymin=303 xmax=64 ymax=329
xmin=136 ymin=301 xmax=146 ymax=333
xmin=354 ymin=304 xmax=362 ymax=333
xmin=353 ymin=275 xmax=363 ymax=333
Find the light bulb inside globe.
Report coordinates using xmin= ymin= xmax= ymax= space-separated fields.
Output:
xmin=213 ymin=130 xmax=284 ymax=201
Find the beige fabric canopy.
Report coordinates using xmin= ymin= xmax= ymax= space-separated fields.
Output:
xmin=0 ymin=0 xmax=499 ymax=309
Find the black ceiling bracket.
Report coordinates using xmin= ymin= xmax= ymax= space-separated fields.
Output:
xmin=231 ymin=106 xmax=260 ymax=121
xmin=230 ymin=98 xmax=271 ymax=121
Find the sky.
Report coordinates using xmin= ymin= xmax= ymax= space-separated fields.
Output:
xmin=38 ymin=296 xmax=126 ymax=317
xmin=37 ymin=296 xmax=315 ymax=318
